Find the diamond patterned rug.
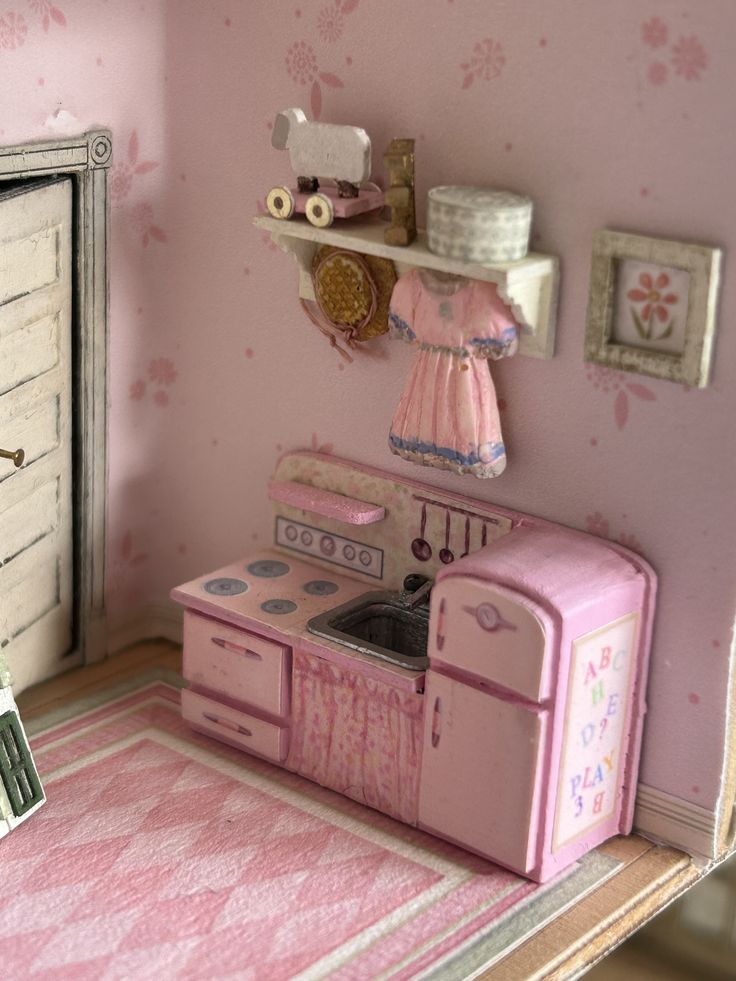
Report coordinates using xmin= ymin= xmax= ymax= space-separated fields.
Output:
xmin=0 ymin=681 xmax=620 ymax=979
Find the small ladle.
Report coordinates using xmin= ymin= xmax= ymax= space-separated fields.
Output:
xmin=411 ymin=503 xmax=432 ymax=562
xmin=439 ymin=510 xmax=454 ymax=564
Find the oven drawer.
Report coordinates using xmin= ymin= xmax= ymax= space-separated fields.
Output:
xmin=183 ymin=611 xmax=290 ymax=717
xmin=182 ymin=689 xmax=289 ymax=762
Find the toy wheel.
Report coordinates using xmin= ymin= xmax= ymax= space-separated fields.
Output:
xmin=305 ymin=193 xmax=334 ymax=228
xmin=266 ymin=186 xmax=295 ymax=220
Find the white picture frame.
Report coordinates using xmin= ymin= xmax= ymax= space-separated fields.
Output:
xmin=585 ymin=230 xmax=722 ymax=388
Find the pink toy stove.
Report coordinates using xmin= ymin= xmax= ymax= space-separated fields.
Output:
xmin=171 ymin=452 xmax=656 ymax=883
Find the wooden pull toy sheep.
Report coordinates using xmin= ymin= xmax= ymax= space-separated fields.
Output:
xmin=266 ymin=108 xmax=384 ymax=227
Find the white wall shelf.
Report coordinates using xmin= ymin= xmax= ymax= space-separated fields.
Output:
xmin=253 ymin=214 xmax=559 ymax=359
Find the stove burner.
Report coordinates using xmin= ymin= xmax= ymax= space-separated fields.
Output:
xmin=304 ymin=580 xmax=339 ymax=596
xmin=261 ymin=599 xmax=297 ymax=615
xmin=247 ymin=560 xmax=290 ymax=578
xmin=204 ymin=577 xmax=248 ymax=596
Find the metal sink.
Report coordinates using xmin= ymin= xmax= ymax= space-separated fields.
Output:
xmin=307 ymin=587 xmax=430 ymax=672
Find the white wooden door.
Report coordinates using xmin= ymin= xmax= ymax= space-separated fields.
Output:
xmin=0 ymin=179 xmax=74 ymax=693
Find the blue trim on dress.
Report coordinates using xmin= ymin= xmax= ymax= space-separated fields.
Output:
xmin=389 ymin=434 xmax=506 ymax=465
xmin=468 ymin=326 xmax=519 ymax=348
xmin=389 ymin=311 xmax=416 ymax=341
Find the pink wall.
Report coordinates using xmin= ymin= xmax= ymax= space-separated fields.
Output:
xmin=1 ymin=1 xmax=734 ymax=830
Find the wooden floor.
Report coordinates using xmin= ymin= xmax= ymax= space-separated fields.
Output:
xmin=587 ymin=943 xmax=702 ymax=980
xmin=16 ymin=638 xmax=182 ymax=721
xmin=16 ymin=642 xmax=703 ymax=980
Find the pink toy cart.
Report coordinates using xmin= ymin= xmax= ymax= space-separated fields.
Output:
xmin=265 ymin=182 xmax=384 ymax=228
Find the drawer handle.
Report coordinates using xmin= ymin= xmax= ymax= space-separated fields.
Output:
xmin=431 ymin=696 xmax=442 ymax=748
xmin=203 ymin=712 xmax=252 ymax=737
xmin=211 ymin=637 xmax=262 ymax=660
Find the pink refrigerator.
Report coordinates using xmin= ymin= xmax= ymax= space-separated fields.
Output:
xmin=417 ymin=524 xmax=657 ymax=883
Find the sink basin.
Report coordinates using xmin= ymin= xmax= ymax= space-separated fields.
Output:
xmin=307 ymin=590 xmax=430 ymax=671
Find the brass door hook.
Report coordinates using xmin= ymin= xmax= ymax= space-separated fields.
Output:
xmin=0 ymin=447 xmax=25 ymax=468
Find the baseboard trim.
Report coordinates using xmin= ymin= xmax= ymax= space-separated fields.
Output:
xmin=107 ymin=600 xmax=183 ymax=655
xmin=634 ymin=783 xmax=717 ymax=861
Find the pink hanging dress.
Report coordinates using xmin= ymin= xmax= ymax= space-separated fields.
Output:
xmin=389 ymin=269 xmax=520 ymax=477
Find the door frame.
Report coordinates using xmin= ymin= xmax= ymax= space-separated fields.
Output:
xmin=0 ymin=131 xmax=111 ymax=667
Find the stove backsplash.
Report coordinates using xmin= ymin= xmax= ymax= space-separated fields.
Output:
xmin=271 ymin=452 xmax=515 ymax=592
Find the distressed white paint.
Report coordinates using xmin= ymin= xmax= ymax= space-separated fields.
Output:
xmin=0 ymin=179 xmax=73 ymax=691
xmin=585 ymin=229 xmax=722 ymax=388
xmin=0 ymin=131 xmax=112 ymax=676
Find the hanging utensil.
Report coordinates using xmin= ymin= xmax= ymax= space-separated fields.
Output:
xmin=439 ymin=509 xmax=454 ymax=564
xmin=461 ymin=516 xmax=471 ymax=557
xmin=411 ymin=503 xmax=432 ymax=561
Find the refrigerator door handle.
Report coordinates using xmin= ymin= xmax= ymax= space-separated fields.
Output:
xmin=431 ymin=696 xmax=442 ymax=747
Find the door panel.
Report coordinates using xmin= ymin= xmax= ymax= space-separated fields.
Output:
xmin=418 ymin=671 xmax=548 ymax=874
xmin=1 ymin=312 xmax=61 ymax=396
xmin=2 ymin=480 xmax=59 ymax=566
xmin=0 ymin=179 xmax=73 ymax=692
xmin=429 ymin=576 xmax=553 ymax=701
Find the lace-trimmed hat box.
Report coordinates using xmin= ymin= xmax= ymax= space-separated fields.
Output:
xmin=427 ymin=186 xmax=533 ymax=264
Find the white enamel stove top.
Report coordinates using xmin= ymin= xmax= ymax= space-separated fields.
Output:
xmin=171 ymin=549 xmax=371 ymax=633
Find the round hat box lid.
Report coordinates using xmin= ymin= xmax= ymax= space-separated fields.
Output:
xmin=428 ymin=186 xmax=532 ymax=213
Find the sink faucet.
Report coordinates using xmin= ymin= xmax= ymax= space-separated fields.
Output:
xmin=400 ymin=574 xmax=433 ymax=609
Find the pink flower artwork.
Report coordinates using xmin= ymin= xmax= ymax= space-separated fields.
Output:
xmin=0 ymin=11 xmax=28 ymax=49
xmin=148 ymin=357 xmax=177 ymax=386
xmin=642 ymin=16 xmax=668 ymax=49
xmin=648 ymin=61 xmax=668 ymax=86
xmin=120 ymin=530 xmax=148 ymax=567
xmin=672 ymin=35 xmax=708 ymax=81
xmin=130 ymin=202 xmax=167 ymax=247
xmin=618 ymin=532 xmax=644 ymax=553
xmin=27 ymin=0 xmax=65 ymax=32
xmin=585 ymin=512 xmax=610 ymax=538
xmin=585 ymin=364 xmax=656 ymax=431
xmin=286 ymin=39 xmax=317 ymax=84
xmin=310 ymin=433 xmax=334 ymax=454
xmin=627 ymin=270 xmax=678 ymax=341
xmin=285 ymin=39 xmax=344 ymax=119
xmin=317 ymin=1 xmax=343 ymax=43
xmin=461 ymin=37 xmax=506 ymax=89
xmin=255 ymin=198 xmax=279 ymax=251
xmin=110 ymin=131 xmax=159 ymax=203
xmin=584 ymin=518 xmax=645 ymax=556
xmin=129 ymin=379 xmax=146 ymax=401
xmin=153 ymin=389 xmax=170 ymax=408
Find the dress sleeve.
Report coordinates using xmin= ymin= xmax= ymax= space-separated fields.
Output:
xmin=466 ymin=281 xmax=520 ymax=360
xmin=388 ymin=270 xmax=418 ymax=343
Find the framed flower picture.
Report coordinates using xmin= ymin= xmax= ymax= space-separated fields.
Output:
xmin=585 ymin=230 xmax=722 ymax=387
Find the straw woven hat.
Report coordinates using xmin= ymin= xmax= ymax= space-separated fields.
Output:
xmin=312 ymin=246 xmax=396 ymax=342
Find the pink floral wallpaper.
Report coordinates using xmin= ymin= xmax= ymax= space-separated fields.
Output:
xmin=0 ymin=1 xmax=734 ymax=833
